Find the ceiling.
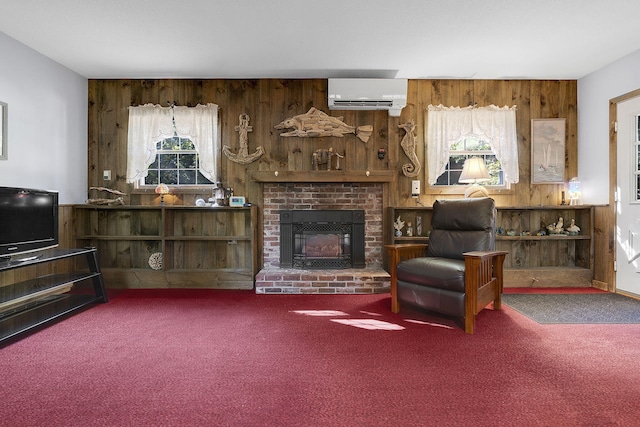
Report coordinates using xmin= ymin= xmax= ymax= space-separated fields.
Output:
xmin=1 ymin=0 xmax=639 ymax=80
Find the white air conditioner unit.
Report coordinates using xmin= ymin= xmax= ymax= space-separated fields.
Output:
xmin=328 ymin=78 xmax=408 ymax=117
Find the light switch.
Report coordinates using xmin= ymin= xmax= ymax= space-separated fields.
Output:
xmin=103 ymin=170 xmax=111 ymax=181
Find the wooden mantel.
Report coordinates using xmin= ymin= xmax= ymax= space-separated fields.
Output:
xmin=249 ymin=170 xmax=394 ymax=183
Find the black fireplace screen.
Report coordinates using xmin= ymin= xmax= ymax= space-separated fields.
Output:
xmin=280 ymin=210 xmax=365 ymax=269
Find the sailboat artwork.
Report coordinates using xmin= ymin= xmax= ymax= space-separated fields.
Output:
xmin=531 ymin=118 xmax=566 ymax=184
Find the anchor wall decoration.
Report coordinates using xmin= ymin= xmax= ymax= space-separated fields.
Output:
xmin=398 ymin=120 xmax=421 ymax=177
xmin=223 ymin=114 xmax=264 ymax=164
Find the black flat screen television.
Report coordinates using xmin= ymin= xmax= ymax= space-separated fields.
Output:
xmin=0 ymin=186 xmax=59 ymax=259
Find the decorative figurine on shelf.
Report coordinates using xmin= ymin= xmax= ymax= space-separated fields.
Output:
xmin=567 ymin=219 xmax=581 ymax=235
xmin=86 ymin=186 xmax=127 ymax=205
xmin=394 ymin=216 xmax=405 ymax=237
xmin=406 ymin=222 xmax=413 ymax=237
xmin=312 ymin=147 xmax=344 ymax=170
xmin=416 ymin=216 xmax=423 ymax=237
xmin=554 ymin=217 xmax=564 ymax=233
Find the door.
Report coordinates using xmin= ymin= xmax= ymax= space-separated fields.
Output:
xmin=616 ymin=96 xmax=640 ymax=296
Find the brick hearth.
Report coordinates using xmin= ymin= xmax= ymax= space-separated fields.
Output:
xmin=255 ymin=183 xmax=390 ymax=294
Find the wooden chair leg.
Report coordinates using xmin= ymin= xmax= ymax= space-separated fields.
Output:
xmin=464 ymin=314 xmax=475 ymax=334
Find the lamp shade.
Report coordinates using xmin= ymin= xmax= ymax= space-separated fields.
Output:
xmin=155 ymin=183 xmax=170 ymax=195
xmin=459 ymin=158 xmax=490 ymax=184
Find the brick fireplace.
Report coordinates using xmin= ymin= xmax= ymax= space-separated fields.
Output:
xmin=255 ymin=182 xmax=390 ymax=294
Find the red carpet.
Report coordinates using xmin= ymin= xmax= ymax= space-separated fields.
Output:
xmin=1 ymin=289 xmax=639 ymax=426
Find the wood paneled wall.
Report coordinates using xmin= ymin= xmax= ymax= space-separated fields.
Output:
xmin=84 ymin=78 xmax=610 ymax=286
xmin=87 ymin=79 xmax=576 ymax=208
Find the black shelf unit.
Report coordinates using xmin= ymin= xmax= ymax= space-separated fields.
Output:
xmin=0 ymin=247 xmax=107 ymax=346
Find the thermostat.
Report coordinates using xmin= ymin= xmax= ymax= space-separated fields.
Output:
xmin=230 ymin=196 xmax=246 ymax=207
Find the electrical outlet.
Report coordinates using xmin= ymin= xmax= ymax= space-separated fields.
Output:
xmin=103 ymin=170 xmax=111 ymax=181
xmin=411 ymin=180 xmax=420 ymax=197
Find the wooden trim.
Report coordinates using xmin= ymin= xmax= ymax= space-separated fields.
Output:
xmin=249 ymin=170 xmax=394 ymax=183
xmin=603 ymin=88 xmax=640 ymax=292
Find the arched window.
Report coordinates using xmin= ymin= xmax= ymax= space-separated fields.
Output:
xmin=126 ymin=103 xmax=219 ymax=187
xmin=425 ymin=104 xmax=519 ymax=191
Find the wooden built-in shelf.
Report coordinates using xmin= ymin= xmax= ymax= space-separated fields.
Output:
xmin=250 ymin=170 xmax=394 ymax=183
xmin=384 ymin=205 xmax=596 ymax=288
xmin=73 ymin=205 xmax=259 ymax=290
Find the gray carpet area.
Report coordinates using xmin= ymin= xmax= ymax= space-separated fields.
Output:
xmin=502 ymin=293 xmax=640 ymax=324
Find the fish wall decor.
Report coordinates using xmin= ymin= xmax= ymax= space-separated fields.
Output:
xmin=274 ymin=107 xmax=373 ymax=143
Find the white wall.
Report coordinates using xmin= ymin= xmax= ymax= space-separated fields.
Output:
xmin=578 ymin=48 xmax=640 ymax=204
xmin=0 ymin=32 xmax=88 ymax=204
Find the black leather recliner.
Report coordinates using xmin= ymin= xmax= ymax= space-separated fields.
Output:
xmin=386 ymin=198 xmax=507 ymax=334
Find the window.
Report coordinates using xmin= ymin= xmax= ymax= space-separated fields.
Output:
xmin=126 ymin=103 xmax=219 ymax=188
xmin=142 ymin=136 xmax=214 ymax=187
xmin=425 ymin=104 xmax=519 ymax=193
xmin=434 ymin=136 xmax=504 ymax=187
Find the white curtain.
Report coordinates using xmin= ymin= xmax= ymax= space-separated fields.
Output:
xmin=126 ymin=103 xmax=219 ymax=183
xmin=426 ymin=104 xmax=519 ymax=185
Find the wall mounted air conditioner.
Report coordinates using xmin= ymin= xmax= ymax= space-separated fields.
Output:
xmin=328 ymin=78 xmax=408 ymax=117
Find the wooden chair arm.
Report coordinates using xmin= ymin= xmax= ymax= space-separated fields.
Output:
xmin=385 ymin=244 xmax=428 ymax=313
xmin=463 ymin=250 xmax=508 ymax=334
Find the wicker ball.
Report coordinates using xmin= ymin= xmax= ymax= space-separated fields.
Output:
xmin=148 ymin=252 xmax=163 ymax=270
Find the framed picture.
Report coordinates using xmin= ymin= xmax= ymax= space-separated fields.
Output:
xmin=531 ymin=118 xmax=565 ymax=184
xmin=0 ymin=101 xmax=7 ymax=160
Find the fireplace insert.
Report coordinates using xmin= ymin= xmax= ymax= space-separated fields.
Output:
xmin=280 ymin=210 xmax=365 ymax=269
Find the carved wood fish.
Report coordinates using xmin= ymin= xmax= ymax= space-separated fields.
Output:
xmin=274 ymin=107 xmax=373 ymax=143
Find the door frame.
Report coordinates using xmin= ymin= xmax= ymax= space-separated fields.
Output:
xmin=605 ymin=88 xmax=640 ymax=293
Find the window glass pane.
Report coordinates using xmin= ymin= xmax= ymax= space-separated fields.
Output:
xmin=181 ymin=139 xmax=195 ymax=150
xmin=450 ymin=155 xmax=465 ymax=170
xmin=160 ymin=170 xmax=178 ymax=185
xmin=162 ymin=137 xmax=178 ymax=150
xmin=179 ymin=153 xmax=197 ymax=169
xmin=196 ymin=170 xmax=210 ymax=184
xmin=465 ymin=138 xmax=481 ymax=151
xmin=145 ymin=170 xmax=159 ymax=185
xmin=179 ymin=170 xmax=196 ymax=185
xmin=450 ymin=140 xmax=464 ymax=151
xmin=159 ymin=153 xmax=177 ymax=169
xmin=435 ymin=172 xmax=449 ymax=185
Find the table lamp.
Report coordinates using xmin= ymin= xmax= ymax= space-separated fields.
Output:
xmin=459 ymin=157 xmax=490 ymax=198
xmin=155 ymin=183 xmax=170 ymax=205
xmin=568 ymin=177 xmax=581 ymax=205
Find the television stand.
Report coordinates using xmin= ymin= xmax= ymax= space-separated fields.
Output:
xmin=0 ymin=247 xmax=107 ymax=346
xmin=12 ymin=254 xmax=42 ymax=262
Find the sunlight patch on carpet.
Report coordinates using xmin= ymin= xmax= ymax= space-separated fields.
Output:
xmin=291 ymin=310 xmax=349 ymax=316
xmin=331 ymin=319 xmax=405 ymax=330
xmin=404 ymin=319 xmax=456 ymax=329
xmin=359 ymin=310 xmax=383 ymax=316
